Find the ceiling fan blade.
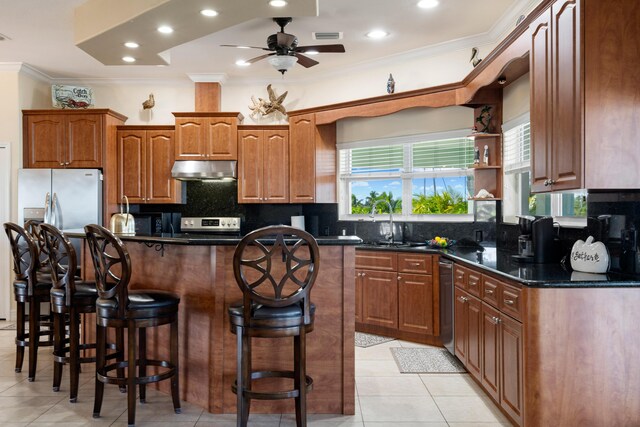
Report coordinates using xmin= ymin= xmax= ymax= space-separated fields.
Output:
xmin=220 ymin=44 xmax=270 ymax=51
xmin=245 ymin=53 xmax=276 ymax=64
xmin=276 ymin=32 xmax=297 ymax=48
xmin=294 ymin=53 xmax=319 ymax=68
xmin=296 ymin=44 xmax=345 ymax=53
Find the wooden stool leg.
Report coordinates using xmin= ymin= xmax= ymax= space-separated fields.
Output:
xmin=170 ymin=319 xmax=181 ymax=413
xmin=294 ymin=329 xmax=307 ymax=427
xmin=28 ymin=299 xmax=40 ymax=381
xmin=138 ymin=327 xmax=146 ymax=403
xmin=116 ymin=328 xmax=126 ymax=393
xmin=69 ymin=311 xmax=80 ymax=402
xmin=52 ymin=311 xmax=64 ymax=392
xmin=93 ymin=324 xmax=106 ymax=418
xmin=15 ymin=301 xmax=25 ymax=373
xmin=127 ymin=324 xmax=137 ymax=427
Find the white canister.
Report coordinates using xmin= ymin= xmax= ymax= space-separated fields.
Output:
xmin=291 ymin=215 xmax=305 ymax=230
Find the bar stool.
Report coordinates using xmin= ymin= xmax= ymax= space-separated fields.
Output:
xmin=84 ymin=224 xmax=181 ymax=427
xmin=3 ymin=222 xmax=55 ymax=382
xmin=39 ymin=223 xmax=122 ymax=402
xmin=228 ymin=225 xmax=320 ymax=427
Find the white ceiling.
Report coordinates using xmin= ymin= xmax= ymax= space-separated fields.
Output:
xmin=0 ymin=0 xmax=536 ymax=83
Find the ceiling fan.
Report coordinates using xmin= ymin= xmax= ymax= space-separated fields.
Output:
xmin=221 ymin=17 xmax=345 ymax=74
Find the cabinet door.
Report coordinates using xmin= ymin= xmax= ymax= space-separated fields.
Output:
xmin=530 ymin=9 xmax=553 ymax=193
xmin=551 ymin=0 xmax=582 ymax=191
xmin=481 ymin=303 xmax=500 ymax=402
xmin=361 ymin=270 xmax=398 ymax=328
xmin=237 ymin=130 xmax=263 ymax=203
xmin=207 ymin=117 xmax=237 ymax=160
xmin=500 ymin=315 xmax=523 ymax=425
xmin=398 ymin=273 xmax=433 ymax=335
xmin=117 ymin=130 xmax=146 ymax=204
xmin=175 ymin=118 xmax=205 ymax=160
xmin=289 ymin=114 xmax=316 ymax=203
xmin=66 ymin=114 xmax=102 ymax=168
xmin=25 ymin=115 xmax=65 ymax=168
xmin=466 ymin=295 xmax=482 ymax=381
xmin=146 ymin=130 xmax=178 ymax=203
xmin=263 ymin=130 xmax=289 ymax=203
xmin=454 ymin=288 xmax=468 ymax=365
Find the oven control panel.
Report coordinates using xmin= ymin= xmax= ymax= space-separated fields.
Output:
xmin=181 ymin=217 xmax=241 ymax=232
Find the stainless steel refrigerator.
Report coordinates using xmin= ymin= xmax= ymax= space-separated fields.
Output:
xmin=18 ymin=169 xmax=102 ymax=256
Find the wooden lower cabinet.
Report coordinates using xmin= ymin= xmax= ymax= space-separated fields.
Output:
xmin=356 ymin=250 xmax=438 ymax=344
xmin=455 ymin=264 xmax=524 ymax=426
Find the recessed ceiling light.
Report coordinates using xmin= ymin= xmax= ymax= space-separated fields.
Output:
xmin=237 ymin=46 xmax=251 ymax=49
xmin=122 ymin=56 xmax=136 ymax=63
xmin=269 ymin=0 xmax=288 ymax=7
xmin=157 ymin=25 xmax=174 ymax=34
xmin=200 ymin=9 xmax=218 ymax=17
xmin=305 ymin=50 xmax=319 ymax=56
xmin=235 ymin=60 xmax=250 ymax=67
xmin=417 ymin=0 xmax=439 ymax=8
xmin=124 ymin=41 xmax=139 ymax=48
xmin=366 ymin=30 xmax=389 ymax=39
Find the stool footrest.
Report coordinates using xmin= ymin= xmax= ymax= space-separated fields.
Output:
xmin=232 ymin=370 xmax=313 ymax=400
xmin=97 ymin=359 xmax=177 ymax=387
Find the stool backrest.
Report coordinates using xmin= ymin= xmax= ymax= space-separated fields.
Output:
xmin=40 ymin=223 xmax=77 ymax=307
xmin=84 ymin=224 xmax=131 ymax=318
xmin=233 ymin=225 xmax=320 ymax=324
xmin=25 ymin=220 xmax=50 ymax=272
xmin=3 ymin=222 xmax=39 ymax=295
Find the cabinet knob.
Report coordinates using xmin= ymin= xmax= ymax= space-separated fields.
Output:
xmin=65 ymin=162 xmax=70 ymax=165
xmin=362 ymin=272 xmax=366 ymax=277
xmin=544 ymin=179 xmax=549 ymax=186
xmin=485 ymin=289 xmax=494 ymax=295
xmin=457 ymin=296 xmax=467 ymax=303
xmin=492 ymin=316 xmax=501 ymax=324
xmin=397 ymin=276 xmax=401 ymax=281
xmin=504 ymin=299 xmax=515 ymax=306
xmin=59 ymin=162 xmax=64 ymax=166
xmin=550 ymin=179 xmax=556 ymax=185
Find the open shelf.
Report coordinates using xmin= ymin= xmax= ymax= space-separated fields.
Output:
xmin=467 ymin=133 xmax=502 ymax=138
xmin=468 ymin=197 xmax=501 ymax=201
xmin=470 ymin=165 xmax=502 ymax=170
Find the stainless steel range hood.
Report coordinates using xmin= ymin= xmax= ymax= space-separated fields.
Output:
xmin=171 ymin=160 xmax=237 ymax=181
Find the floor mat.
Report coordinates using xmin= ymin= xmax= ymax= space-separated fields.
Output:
xmin=355 ymin=332 xmax=395 ymax=348
xmin=391 ymin=346 xmax=466 ymax=373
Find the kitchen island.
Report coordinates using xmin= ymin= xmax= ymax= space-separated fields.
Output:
xmin=74 ymin=232 xmax=360 ymax=415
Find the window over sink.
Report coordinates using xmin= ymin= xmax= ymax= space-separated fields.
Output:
xmin=338 ymin=130 xmax=476 ymax=222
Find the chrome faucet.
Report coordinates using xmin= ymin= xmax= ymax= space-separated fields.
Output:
xmin=370 ymin=199 xmax=394 ymax=243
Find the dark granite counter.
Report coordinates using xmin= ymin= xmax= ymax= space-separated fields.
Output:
xmin=64 ymin=230 xmax=362 ymax=246
xmin=356 ymin=243 xmax=640 ymax=288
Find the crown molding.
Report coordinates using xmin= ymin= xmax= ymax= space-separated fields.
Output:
xmin=51 ymin=77 xmax=192 ymax=86
xmin=0 ymin=62 xmax=53 ymax=84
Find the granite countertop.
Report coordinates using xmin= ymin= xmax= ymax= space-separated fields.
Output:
xmin=64 ymin=229 xmax=362 ymax=246
xmin=357 ymin=242 xmax=640 ymax=288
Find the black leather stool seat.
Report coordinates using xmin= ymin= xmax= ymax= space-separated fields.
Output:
xmin=96 ymin=290 xmax=179 ymax=319
xmin=50 ymin=281 xmax=97 ymax=307
xmin=229 ymin=302 xmax=315 ymax=328
xmin=13 ymin=279 xmax=52 ymax=298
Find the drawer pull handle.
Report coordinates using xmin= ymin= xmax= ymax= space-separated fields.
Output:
xmin=485 ymin=289 xmax=494 ymax=295
xmin=412 ymin=262 xmax=421 ymax=266
xmin=504 ymin=299 xmax=515 ymax=305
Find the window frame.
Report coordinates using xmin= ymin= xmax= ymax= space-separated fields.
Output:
xmin=338 ymin=129 xmax=476 ymax=222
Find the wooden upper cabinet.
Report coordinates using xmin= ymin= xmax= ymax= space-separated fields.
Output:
xmin=237 ymin=127 xmax=289 ymax=204
xmin=289 ymin=114 xmax=316 ymax=203
xmin=23 ymin=110 xmax=123 ymax=169
xmin=117 ymin=126 xmax=181 ymax=204
xmin=530 ymin=0 xmax=582 ymax=192
xmin=173 ymin=113 xmax=242 ymax=160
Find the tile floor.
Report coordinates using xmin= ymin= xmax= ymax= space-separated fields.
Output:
xmin=0 ymin=321 xmax=511 ymax=426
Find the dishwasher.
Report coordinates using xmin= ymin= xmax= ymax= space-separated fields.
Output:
xmin=439 ymin=259 xmax=455 ymax=355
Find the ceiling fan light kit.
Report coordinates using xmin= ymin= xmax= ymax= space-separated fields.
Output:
xmin=268 ymin=55 xmax=298 ymax=74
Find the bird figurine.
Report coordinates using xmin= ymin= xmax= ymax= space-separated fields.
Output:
xmin=470 ymin=47 xmax=482 ymax=67
xmin=386 ymin=74 xmax=395 ymax=94
xmin=142 ymin=93 xmax=155 ymax=110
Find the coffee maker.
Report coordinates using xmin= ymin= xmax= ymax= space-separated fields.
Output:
xmin=512 ymin=216 xmax=556 ymax=263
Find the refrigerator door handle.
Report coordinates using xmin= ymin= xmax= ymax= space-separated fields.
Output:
xmin=52 ymin=192 xmax=63 ymax=229
xmin=43 ymin=192 xmax=51 ymax=224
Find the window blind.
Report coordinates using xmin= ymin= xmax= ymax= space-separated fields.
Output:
xmin=413 ymin=138 xmax=473 ymax=170
xmin=503 ymin=122 xmax=530 ymax=173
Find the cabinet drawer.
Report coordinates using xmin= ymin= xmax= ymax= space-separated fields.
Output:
xmin=356 ymin=250 xmax=397 ymax=271
xmin=454 ymin=265 xmax=468 ymax=289
xmin=500 ymin=283 xmax=523 ymax=321
xmin=467 ymin=270 xmax=482 ymax=297
xmin=481 ymin=276 xmax=501 ymax=308
xmin=398 ymin=254 xmax=432 ymax=274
